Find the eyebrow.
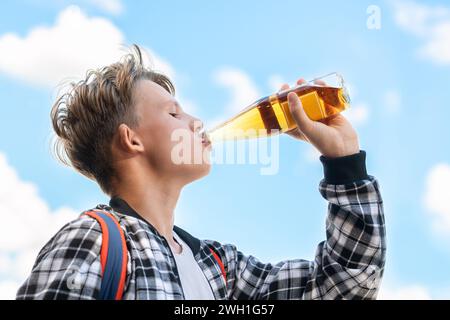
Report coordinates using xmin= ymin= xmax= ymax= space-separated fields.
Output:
xmin=173 ymin=100 xmax=183 ymax=112
xmin=163 ymin=99 xmax=183 ymax=113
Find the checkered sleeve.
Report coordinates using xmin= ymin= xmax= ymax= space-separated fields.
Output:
xmin=219 ymin=151 xmax=386 ymax=300
xmin=16 ymin=214 xmax=103 ymax=300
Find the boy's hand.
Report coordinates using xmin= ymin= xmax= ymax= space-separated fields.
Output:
xmin=281 ymin=78 xmax=360 ymax=158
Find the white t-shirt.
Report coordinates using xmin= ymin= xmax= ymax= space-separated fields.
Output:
xmin=172 ymin=231 xmax=215 ymax=300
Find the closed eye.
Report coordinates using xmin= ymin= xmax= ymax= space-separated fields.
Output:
xmin=169 ymin=113 xmax=178 ymax=118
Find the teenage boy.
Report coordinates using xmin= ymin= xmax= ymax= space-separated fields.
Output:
xmin=17 ymin=46 xmax=385 ymax=300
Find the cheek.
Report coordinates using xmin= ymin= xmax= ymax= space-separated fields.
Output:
xmin=152 ymin=120 xmax=193 ymax=164
xmin=148 ymin=115 xmax=181 ymax=142
xmin=138 ymin=117 xmax=175 ymax=160
xmin=141 ymin=116 xmax=208 ymax=173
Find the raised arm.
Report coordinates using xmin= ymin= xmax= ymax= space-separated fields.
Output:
xmin=208 ymin=79 xmax=386 ymax=299
xmin=210 ymin=150 xmax=385 ymax=299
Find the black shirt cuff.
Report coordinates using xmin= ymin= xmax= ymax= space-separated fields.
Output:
xmin=319 ymin=150 xmax=368 ymax=184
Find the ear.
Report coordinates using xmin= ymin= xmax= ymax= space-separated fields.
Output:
xmin=117 ymin=123 xmax=145 ymax=154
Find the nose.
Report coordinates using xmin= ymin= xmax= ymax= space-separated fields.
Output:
xmin=190 ymin=117 xmax=204 ymax=134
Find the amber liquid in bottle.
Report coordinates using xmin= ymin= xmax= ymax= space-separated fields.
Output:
xmin=207 ymin=82 xmax=350 ymax=142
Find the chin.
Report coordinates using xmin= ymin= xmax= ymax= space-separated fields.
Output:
xmin=184 ymin=162 xmax=211 ymax=185
xmin=201 ymin=162 xmax=212 ymax=177
xmin=195 ymin=162 xmax=212 ymax=179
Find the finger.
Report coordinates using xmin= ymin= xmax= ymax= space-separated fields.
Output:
xmin=279 ymin=83 xmax=289 ymax=92
xmin=287 ymin=92 xmax=314 ymax=135
xmin=296 ymin=78 xmax=306 ymax=85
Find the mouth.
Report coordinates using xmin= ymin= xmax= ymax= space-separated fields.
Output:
xmin=200 ymin=130 xmax=211 ymax=147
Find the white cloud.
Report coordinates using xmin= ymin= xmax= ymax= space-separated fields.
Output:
xmin=421 ymin=21 xmax=450 ymax=65
xmin=378 ymin=284 xmax=432 ymax=300
xmin=0 ymin=6 xmax=125 ymax=88
xmin=383 ymin=90 xmax=402 ymax=115
xmin=0 ymin=6 xmax=172 ymax=88
xmin=213 ymin=67 xmax=261 ymax=114
xmin=88 ymin=0 xmax=123 ymax=15
xmin=0 ymin=5 xmax=196 ymax=114
xmin=0 ymin=281 xmax=22 ymax=300
xmin=139 ymin=46 xmax=175 ymax=82
xmin=344 ymin=102 xmax=369 ymax=127
xmin=0 ymin=152 xmax=78 ymax=299
xmin=267 ymin=74 xmax=287 ymax=92
xmin=137 ymin=46 xmax=197 ymax=114
xmin=392 ymin=0 xmax=449 ymax=36
xmin=206 ymin=67 xmax=261 ymax=130
xmin=392 ymin=0 xmax=450 ymax=65
xmin=424 ymin=163 xmax=450 ymax=234
xmin=338 ymin=82 xmax=369 ymax=127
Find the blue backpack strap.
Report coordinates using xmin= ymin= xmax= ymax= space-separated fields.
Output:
xmin=84 ymin=210 xmax=128 ymax=300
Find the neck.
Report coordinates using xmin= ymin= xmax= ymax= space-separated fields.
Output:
xmin=112 ymin=163 xmax=183 ymax=249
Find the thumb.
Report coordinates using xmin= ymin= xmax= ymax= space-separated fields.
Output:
xmin=288 ymin=92 xmax=314 ymax=135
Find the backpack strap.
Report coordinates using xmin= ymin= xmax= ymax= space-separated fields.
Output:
xmin=84 ymin=210 xmax=128 ymax=300
xmin=208 ymin=246 xmax=227 ymax=284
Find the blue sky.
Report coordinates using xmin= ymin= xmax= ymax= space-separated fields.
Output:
xmin=1 ymin=0 xmax=450 ymax=299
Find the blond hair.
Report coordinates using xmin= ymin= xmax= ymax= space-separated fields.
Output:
xmin=51 ymin=45 xmax=175 ymax=194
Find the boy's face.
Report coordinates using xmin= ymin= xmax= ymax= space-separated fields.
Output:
xmin=129 ymin=79 xmax=211 ymax=184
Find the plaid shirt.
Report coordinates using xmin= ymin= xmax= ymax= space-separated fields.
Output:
xmin=16 ymin=151 xmax=386 ymax=300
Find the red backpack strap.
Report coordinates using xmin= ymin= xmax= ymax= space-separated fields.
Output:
xmin=83 ymin=210 xmax=128 ymax=300
xmin=208 ymin=246 xmax=227 ymax=284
